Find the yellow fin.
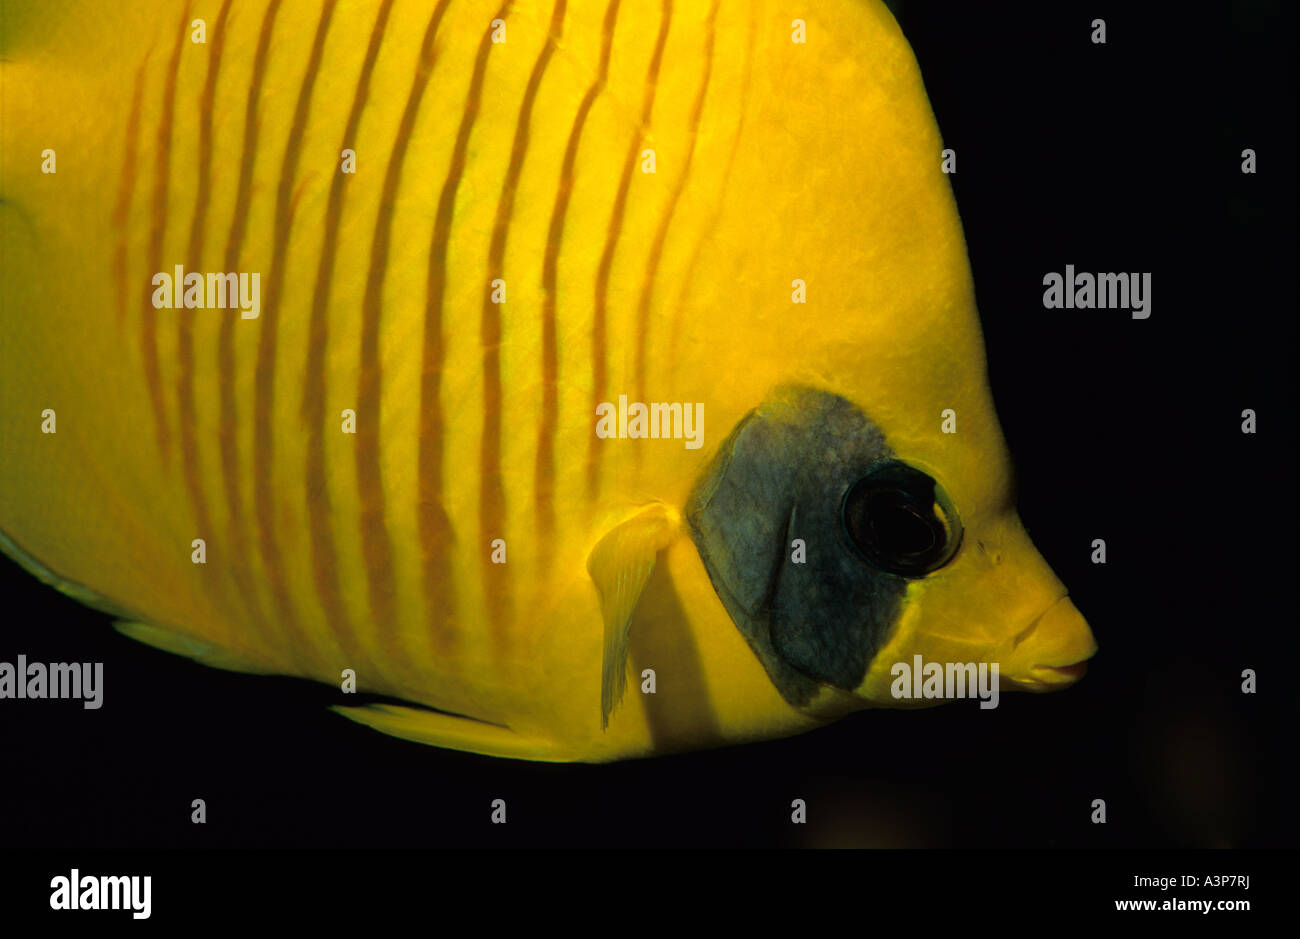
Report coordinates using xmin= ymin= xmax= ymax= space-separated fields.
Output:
xmin=1 ymin=527 xmax=134 ymax=620
xmin=113 ymin=622 xmax=273 ymax=676
xmin=587 ymin=503 xmax=681 ymax=730
xmin=331 ymin=704 xmax=561 ymax=762
xmin=4 ymin=528 xmax=272 ymax=675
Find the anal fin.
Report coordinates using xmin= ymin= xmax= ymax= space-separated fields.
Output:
xmin=332 ymin=703 xmax=562 ymax=762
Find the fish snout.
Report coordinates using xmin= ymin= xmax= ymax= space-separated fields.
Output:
xmin=998 ymin=595 xmax=1097 ymax=692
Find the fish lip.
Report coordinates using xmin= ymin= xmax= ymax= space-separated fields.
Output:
xmin=1000 ymin=660 xmax=1089 ymax=692
xmin=1028 ymin=661 xmax=1089 ymax=683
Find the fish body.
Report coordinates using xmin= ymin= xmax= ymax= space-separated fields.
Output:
xmin=0 ymin=0 xmax=1096 ymax=761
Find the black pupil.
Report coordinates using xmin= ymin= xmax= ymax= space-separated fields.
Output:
xmin=867 ymin=491 xmax=938 ymax=556
xmin=843 ymin=463 xmax=957 ymax=577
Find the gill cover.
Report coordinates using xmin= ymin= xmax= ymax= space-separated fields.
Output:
xmin=686 ymin=386 xmax=950 ymax=705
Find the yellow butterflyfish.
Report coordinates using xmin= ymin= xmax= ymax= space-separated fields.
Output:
xmin=0 ymin=0 xmax=1096 ymax=761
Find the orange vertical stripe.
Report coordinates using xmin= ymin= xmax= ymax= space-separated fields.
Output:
xmin=176 ymin=0 xmax=232 ymax=614
xmin=358 ymin=0 xmax=454 ymax=668
xmin=420 ymin=2 xmax=512 ymax=655
xmin=139 ymin=5 xmax=192 ymax=465
xmin=112 ymin=56 xmax=149 ymax=328
xmin=587 ymin=0 xmax=673 ymax=497
xmin=479 ymin=0 xmax=562 ymax=646
xmin=671 ymin=3 xmax=756 ymax=362
xmin=302 ymin=0 xmax=396 ymax=675
xmin=217 ymin=0 xmax=283 ymax=639
xmin=538 ymin=0 xmax=621 ymax=551
xmin=633 ymin=0 xmax=719 ymax=404
xmin=250 ymin=0 xmax=337 ymax=662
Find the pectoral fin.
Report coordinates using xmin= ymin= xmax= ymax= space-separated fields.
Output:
xmin=587 ymin=503 xmax=681 ymax=730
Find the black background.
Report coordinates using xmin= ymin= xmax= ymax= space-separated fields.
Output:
xmin=1 ymin=1 xmax=1294 ymax=852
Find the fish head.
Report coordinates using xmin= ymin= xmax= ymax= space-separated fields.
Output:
xmin=807 ymin=310 xmax=1098 ymax=706
xmin=678 ymin=1 xmax=1096 ymax=717
xmin=684 ymin=379 xmax=1098 ymax=717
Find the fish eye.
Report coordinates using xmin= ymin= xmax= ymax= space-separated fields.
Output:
xmin=841 ymin=461 xmax=962 ymax=577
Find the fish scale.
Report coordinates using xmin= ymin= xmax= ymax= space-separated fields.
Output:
xmin=61 ymin=0 xmax=736 ymax=709
xmin=1 ymin=0 xmax=1097 ymax=761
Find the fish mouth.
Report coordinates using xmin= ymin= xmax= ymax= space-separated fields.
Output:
xmin=1001 ymin=660 xmax=1089 ymax=692
xmin=998 ymin=594 xmax=1097 ymax=692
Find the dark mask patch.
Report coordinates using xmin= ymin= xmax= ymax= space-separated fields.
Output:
xmin=684 ymin=386 xmax=907 ymax=707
